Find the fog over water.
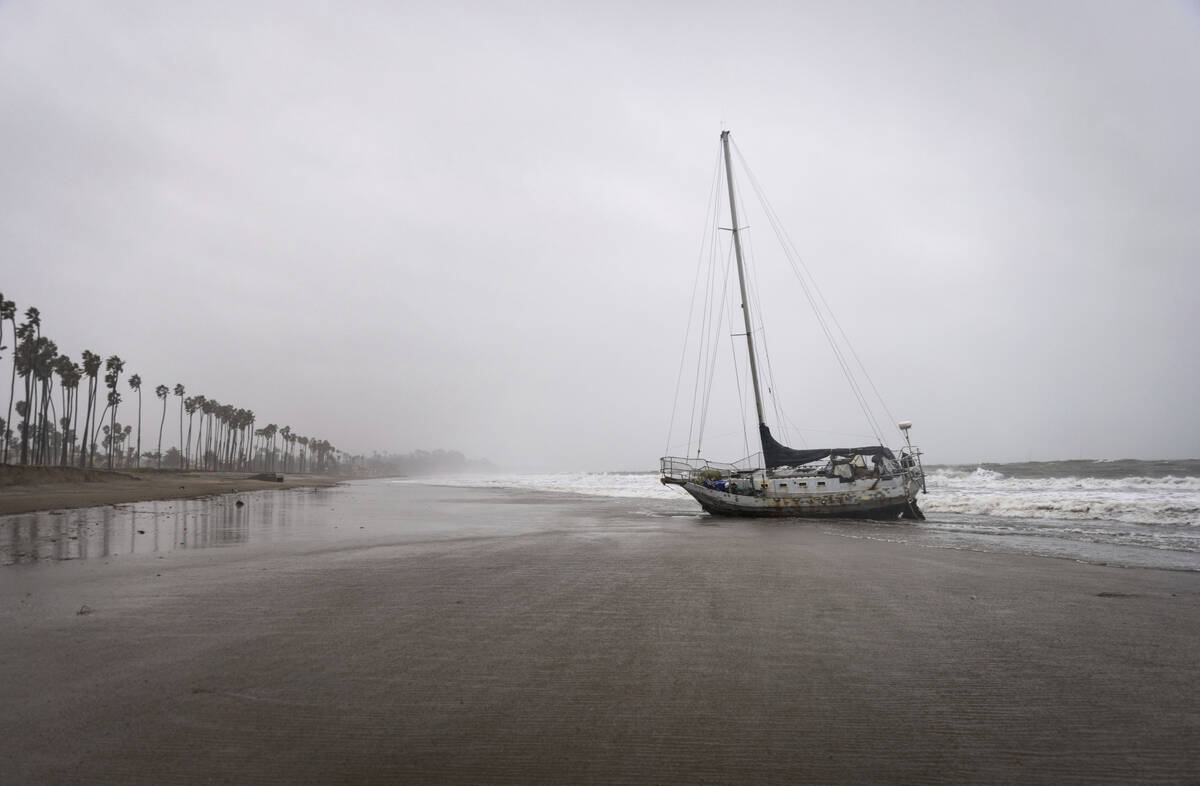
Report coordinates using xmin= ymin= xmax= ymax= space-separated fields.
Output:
xmin=2 ymin=1 xmax=1198 ymax=470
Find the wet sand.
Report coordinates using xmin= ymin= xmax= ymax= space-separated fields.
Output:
xmin=1 ymin=482 xmax=1198 ymax=783
xmin=0 ymin=465 xmax=341 ymax=515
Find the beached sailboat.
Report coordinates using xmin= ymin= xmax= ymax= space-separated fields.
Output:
xmin=661 ymin=131 xmax=926 ymax=519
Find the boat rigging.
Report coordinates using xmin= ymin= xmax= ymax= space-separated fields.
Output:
xmin=660 ymin=130 xmax=926 ymax=519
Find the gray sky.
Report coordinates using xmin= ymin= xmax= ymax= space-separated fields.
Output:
xmin=2 ymin=0 xmax=1198 ymax=469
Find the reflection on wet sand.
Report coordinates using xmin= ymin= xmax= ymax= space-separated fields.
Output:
xmin=0 ymin=488 xmax=337 ymax=565
xmin=2 ymin=482 xmax=1198 ymax=784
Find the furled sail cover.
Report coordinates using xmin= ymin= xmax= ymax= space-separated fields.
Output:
xmin=759 ymin=424 xmax=895 ymax=469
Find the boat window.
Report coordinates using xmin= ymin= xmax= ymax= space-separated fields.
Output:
xmin=817 ymin=481 xmax=826 ymax=487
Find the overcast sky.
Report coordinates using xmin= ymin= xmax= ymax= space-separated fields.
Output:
xmin=2 ymin=0 xmax=1198 ymax=469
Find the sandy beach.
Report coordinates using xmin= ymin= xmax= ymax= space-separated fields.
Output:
xmin=0 ymin=465 xmax=342 ymax=515
xmin=2 ymin=481 xmax=1197 ymax=784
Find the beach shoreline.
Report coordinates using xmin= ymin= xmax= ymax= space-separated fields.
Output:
xmin=0 ymin=465 xmax=343 ymax=515
xmin=2 ymin=482 xmax=1198 ymax=783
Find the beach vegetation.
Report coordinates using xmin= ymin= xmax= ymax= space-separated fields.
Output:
xmin=55 ymin=355 xmax=82 ymax=465
xmin=173 ymin=383 xmax=185 ymax=469
xmin=79 ymin=351 xmax=101 ymax=468
xmin=1 ymin=294 xmax=16 ymax=463
xmin=0 ymin=295 xmax=347 ymax=473
xmin=155 ymin=384 xmax=169 ymax=468
xmin=103 ymin=356 xmax=124 ymax=470
xmin=128 ymin=374 xmax=142 ymax=467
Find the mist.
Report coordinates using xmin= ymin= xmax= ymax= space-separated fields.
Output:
xmin=3 ymin=0 xmax=1198 ymax=469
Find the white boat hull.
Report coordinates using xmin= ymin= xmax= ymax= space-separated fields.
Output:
xmin=669 ymin=477 xmax=923 ymax=519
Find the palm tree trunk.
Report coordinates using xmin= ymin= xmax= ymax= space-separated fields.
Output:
xmin=86 ymin=384 xmax=98 ymax=468
xmin=71 ymin=386 xmax=79 ymax=464
xmin=193 ymin=415 xmax=202 ymax=471
xmin=135 ymin=390 xmax=142 ymax=468
xmin=64 ymin=385 xmax=75 ymax=465
xmin=19 ymin=371 xmax=32 ymax=465
xmin=39 ymin=378 xmax=54 ymax=465
xmin=78 ymin=381 xmax=92 ymax=468
xmin=156 ymin=400 xmax=166 ymax=469
xmin=178 ymin=400 xmax=184 ymax=470
xmin=92 ymin=403 xmax=110 ymax=459
xmin=184 ymin=417 xmax=191 ymax=469
xmin=107 ymin=396 xmax=116 ymax=470
xmin=3 ymin=316 xmax=15 ymax=464
xmin=58 ymin=384 xmax=68 ymax=465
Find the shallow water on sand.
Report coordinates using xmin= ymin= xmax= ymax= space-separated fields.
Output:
xmin=0 ymin=481 xmax=570 ymax=565
xmin=3 ymin=478 xmax=1197 ymax=572
xmin=3 ymin=481 xmax=1199 ymax=784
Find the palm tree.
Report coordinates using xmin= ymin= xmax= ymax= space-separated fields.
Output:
xmin=262 ymin=423 xmax=278 ymax=471
xmin=31 ymin=338 xmax=58 ymax=465
xmin=200 ymin=397 xmax=216 ymax=469
xmin=12 ymin=323 xmax=32 ymax=464
xmin=280 ymin=425 xmax=292 ymax=472
xmin=190 ymin=395 xmax=206 ymax=469
xmin=298 ymin=435 xmax=310 ymax=473
xmin=103 ymin=356 xmax=124 ymax=469
xmin=78 ymin=351 xmax=101 ymax=467
xmin=173 ymin=383 xmax=185 ymax=469
xmin=243 ymin=411 xmax=255 ymax=469
xmin=56 ymin=356 xmax=81 ymax=465
xmin=0 ymin=295 xmax=14 ymax=464
xmin=184 ymin=396 xmax=199 ymax=469
xmin=128 ymin=374 xmax=142 ymax=467
xmin=155 ymin=384 xmax=169 ymax=468
xmin=12 ymin=323 xmax=38 ymax=465
xmin=89 ymin=389 xmax=117 ymax=467
xmin=122 ymin=424 xmax=133 ymax=464
xmin=237 ymin=409 xmax=254 ymax=469
xmin=220 ymin=405 xmax=237 ymax=469
xmin=16 ymin=309 xmax=46 ymax=465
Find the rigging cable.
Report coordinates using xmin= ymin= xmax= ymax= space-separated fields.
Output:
xmin=666 ymin=159 xmax=721 ymax=454
xmin=737 ymin=197 xmax=801 ymax=448
xmin=676 ymin=145 xmax=724 ymax=456
xmin=721 ymin=156 xmax=800 ymax=453
xmin=696 ymin=243 xmax=736 ymax=456
xmin=732 ymin=140 xmax=890 ymax=445
xmin=727 ymin=328 xmax=752 ymax=461
xmin=691 ymin=215 xmax=722 ymax=455
xmin=734 ymin=141 xmax=895 ymax=441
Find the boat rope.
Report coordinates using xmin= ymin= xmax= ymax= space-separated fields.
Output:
xmin=727 ymin=332 xmax=752 ymax=461
xmin=736 ymin=142 xmax=898 ymax=441
xmin=720 ymin=162 xmax=802 ymax=450
xmin=732 ymin=140 xmax=894 ymax=445
xmin=740 ymin=217 xmax=800 ymax=447
xmin=669 ymin=145 xmax=725 ymax=458
xmin=696 ymin=244 xmax=736 ymax=456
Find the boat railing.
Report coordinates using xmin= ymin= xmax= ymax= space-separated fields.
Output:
xmin=660 ymin=453 xmax=762 ymax=482
xmin=900 ymin=445 xmax=927 ymax=491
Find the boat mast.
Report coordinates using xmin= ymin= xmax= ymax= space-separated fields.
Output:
xmin=720 ymin=130 xmax=768 ymax=435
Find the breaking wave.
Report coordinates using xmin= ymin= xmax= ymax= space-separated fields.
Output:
xmin=922 ymin=466 xmax=1200 ymax=527
xmin=398 ymin=460 xmax=1200 ymax=563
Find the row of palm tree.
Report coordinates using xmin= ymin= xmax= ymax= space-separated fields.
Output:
xmin=0 ymin=293 xmax=343 ymax=473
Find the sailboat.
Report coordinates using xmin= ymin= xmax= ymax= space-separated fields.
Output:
xmin=660 ymin=131 xmax=926 ymax=519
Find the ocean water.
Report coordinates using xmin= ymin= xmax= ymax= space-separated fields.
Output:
xmin=4 ymin=461 xmax=1197 ymax=571
xmin=402 ymin=459 xmax=1200 ymax=571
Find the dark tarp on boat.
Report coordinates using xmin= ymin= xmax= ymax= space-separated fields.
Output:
xmin=759 ymin=424 xmax=895 ymax=469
